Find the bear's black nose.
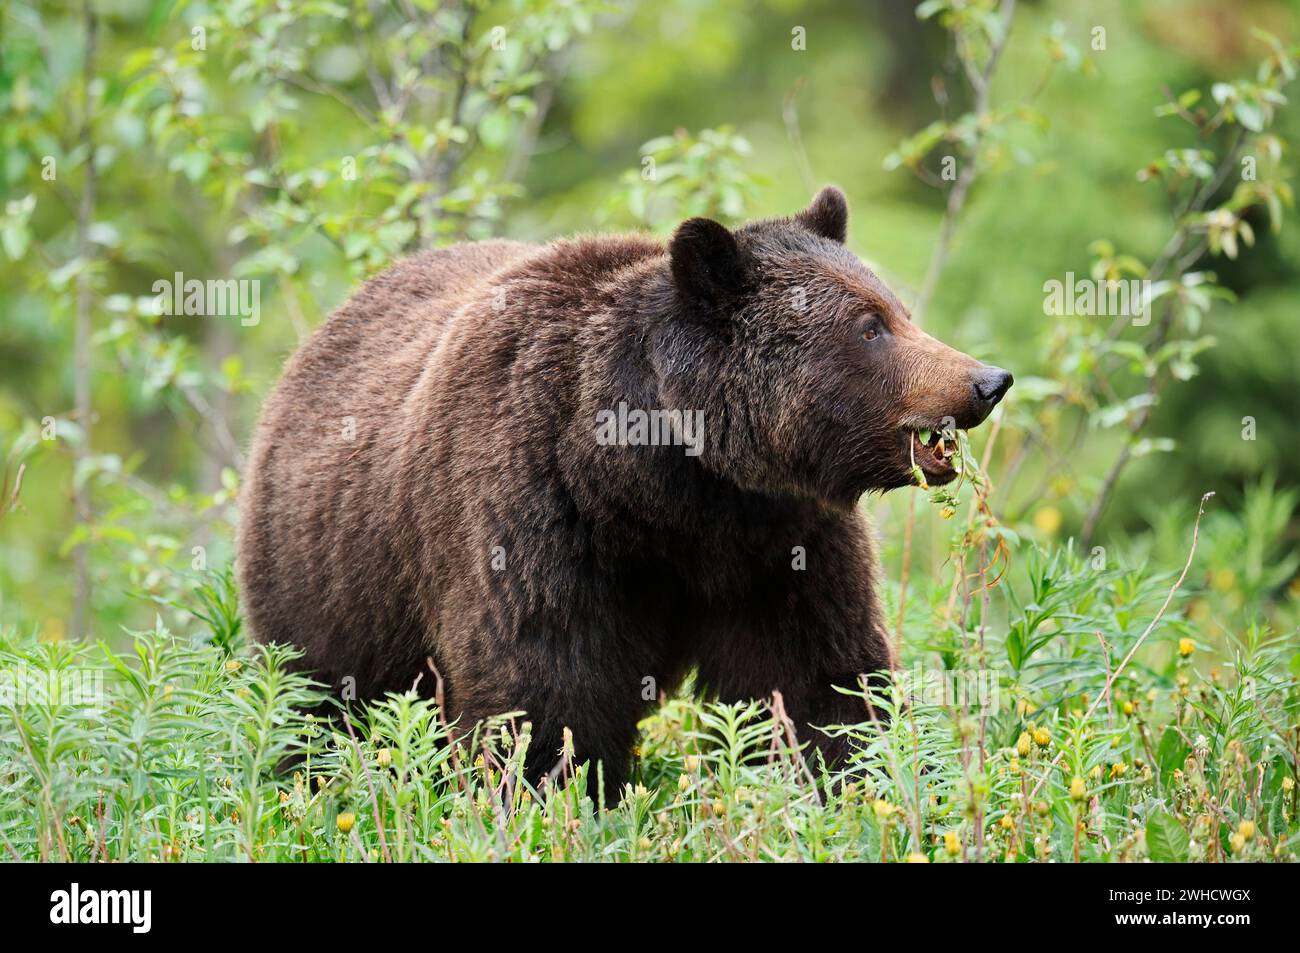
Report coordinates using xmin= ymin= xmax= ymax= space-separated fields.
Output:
xmin=972 ymin=366 xmax=1013 ymax=407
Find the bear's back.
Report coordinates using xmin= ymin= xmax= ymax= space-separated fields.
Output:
xmin=237 ymin=240 xmax=535 ymax=693
xmin=283 ymin=240 xmax=535 ymax=403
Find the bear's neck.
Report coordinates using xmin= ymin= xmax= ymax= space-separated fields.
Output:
xmin=561 ymin=261 xmax=836 ymax=559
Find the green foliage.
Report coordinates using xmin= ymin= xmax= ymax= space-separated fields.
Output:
xmin=1145 ymin=809 xmax=1189 ymax=862
xmin=607 ymin=126 xmax=761 ymax=228
xmin=0 ymin=539 xmax=1294 ymax=862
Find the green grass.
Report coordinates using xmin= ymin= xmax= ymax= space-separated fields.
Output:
xmin=1 ymin=542 xmax=1296 ymax=863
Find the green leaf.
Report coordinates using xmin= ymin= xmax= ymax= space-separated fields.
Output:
xmin=477 ymin=110 xmax=513 ymax=151
xmin=915 ymin=0 xmax=947 ymax=20
xmin=1235 ymin=100 xmax=1265 ymax=132
xmin=1146 ymin=810 xmax=1189 ymax=862
xmin=1007 ymin=623 xmax=1025 ymax=671
xmin=1 ymin=221 xmax=30 ymax=260
xmin=1156 ymin=727 xmax=1190 ymax=780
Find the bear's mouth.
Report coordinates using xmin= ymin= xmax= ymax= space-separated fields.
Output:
xmin=907 ymin=426 xmax=960 ymax=485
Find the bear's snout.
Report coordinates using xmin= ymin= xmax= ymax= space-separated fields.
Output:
xmin=969 ymin=365 xmax=1013 ymax=421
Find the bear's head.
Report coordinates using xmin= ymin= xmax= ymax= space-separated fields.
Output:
xmin=656 ymin=186 xmax=1012 ymax=505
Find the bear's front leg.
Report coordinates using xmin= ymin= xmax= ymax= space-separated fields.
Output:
xmin=519 ymin=696 xmax=638 ymax=805
xmin=691 ymin=512 xmax=895 ymax=772
xmin=449 ymin=662 xmax=645 ymax=805
xmin=437 ymin=597 xmax=679 ymax=806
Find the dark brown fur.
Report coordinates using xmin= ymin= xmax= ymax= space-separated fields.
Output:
xmin=238 ymin=188 xmax=1011 ymax=797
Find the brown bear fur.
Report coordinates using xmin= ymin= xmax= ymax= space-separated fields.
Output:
xmin=237 ymin=188 xmax=1011 ymax=797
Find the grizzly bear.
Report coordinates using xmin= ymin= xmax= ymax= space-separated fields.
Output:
xmin=237 ymin=187 xmax=1011 ymax=797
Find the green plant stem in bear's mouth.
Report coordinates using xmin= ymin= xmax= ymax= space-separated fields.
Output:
xmin=912 ymin=427 xmax=959 ymax=472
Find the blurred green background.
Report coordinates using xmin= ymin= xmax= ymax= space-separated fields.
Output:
xmin=2 ymin=0 xmax=1298 ymax=652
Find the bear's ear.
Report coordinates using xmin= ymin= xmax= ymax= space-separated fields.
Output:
xmin=796 ymin=186 xmax=848 ymax=243
xmin=668 ymin=217 xmax=747 ymax=306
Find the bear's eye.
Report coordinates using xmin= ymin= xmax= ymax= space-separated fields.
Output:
xmin=861 ymin=319 xmax=881 ymax=342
